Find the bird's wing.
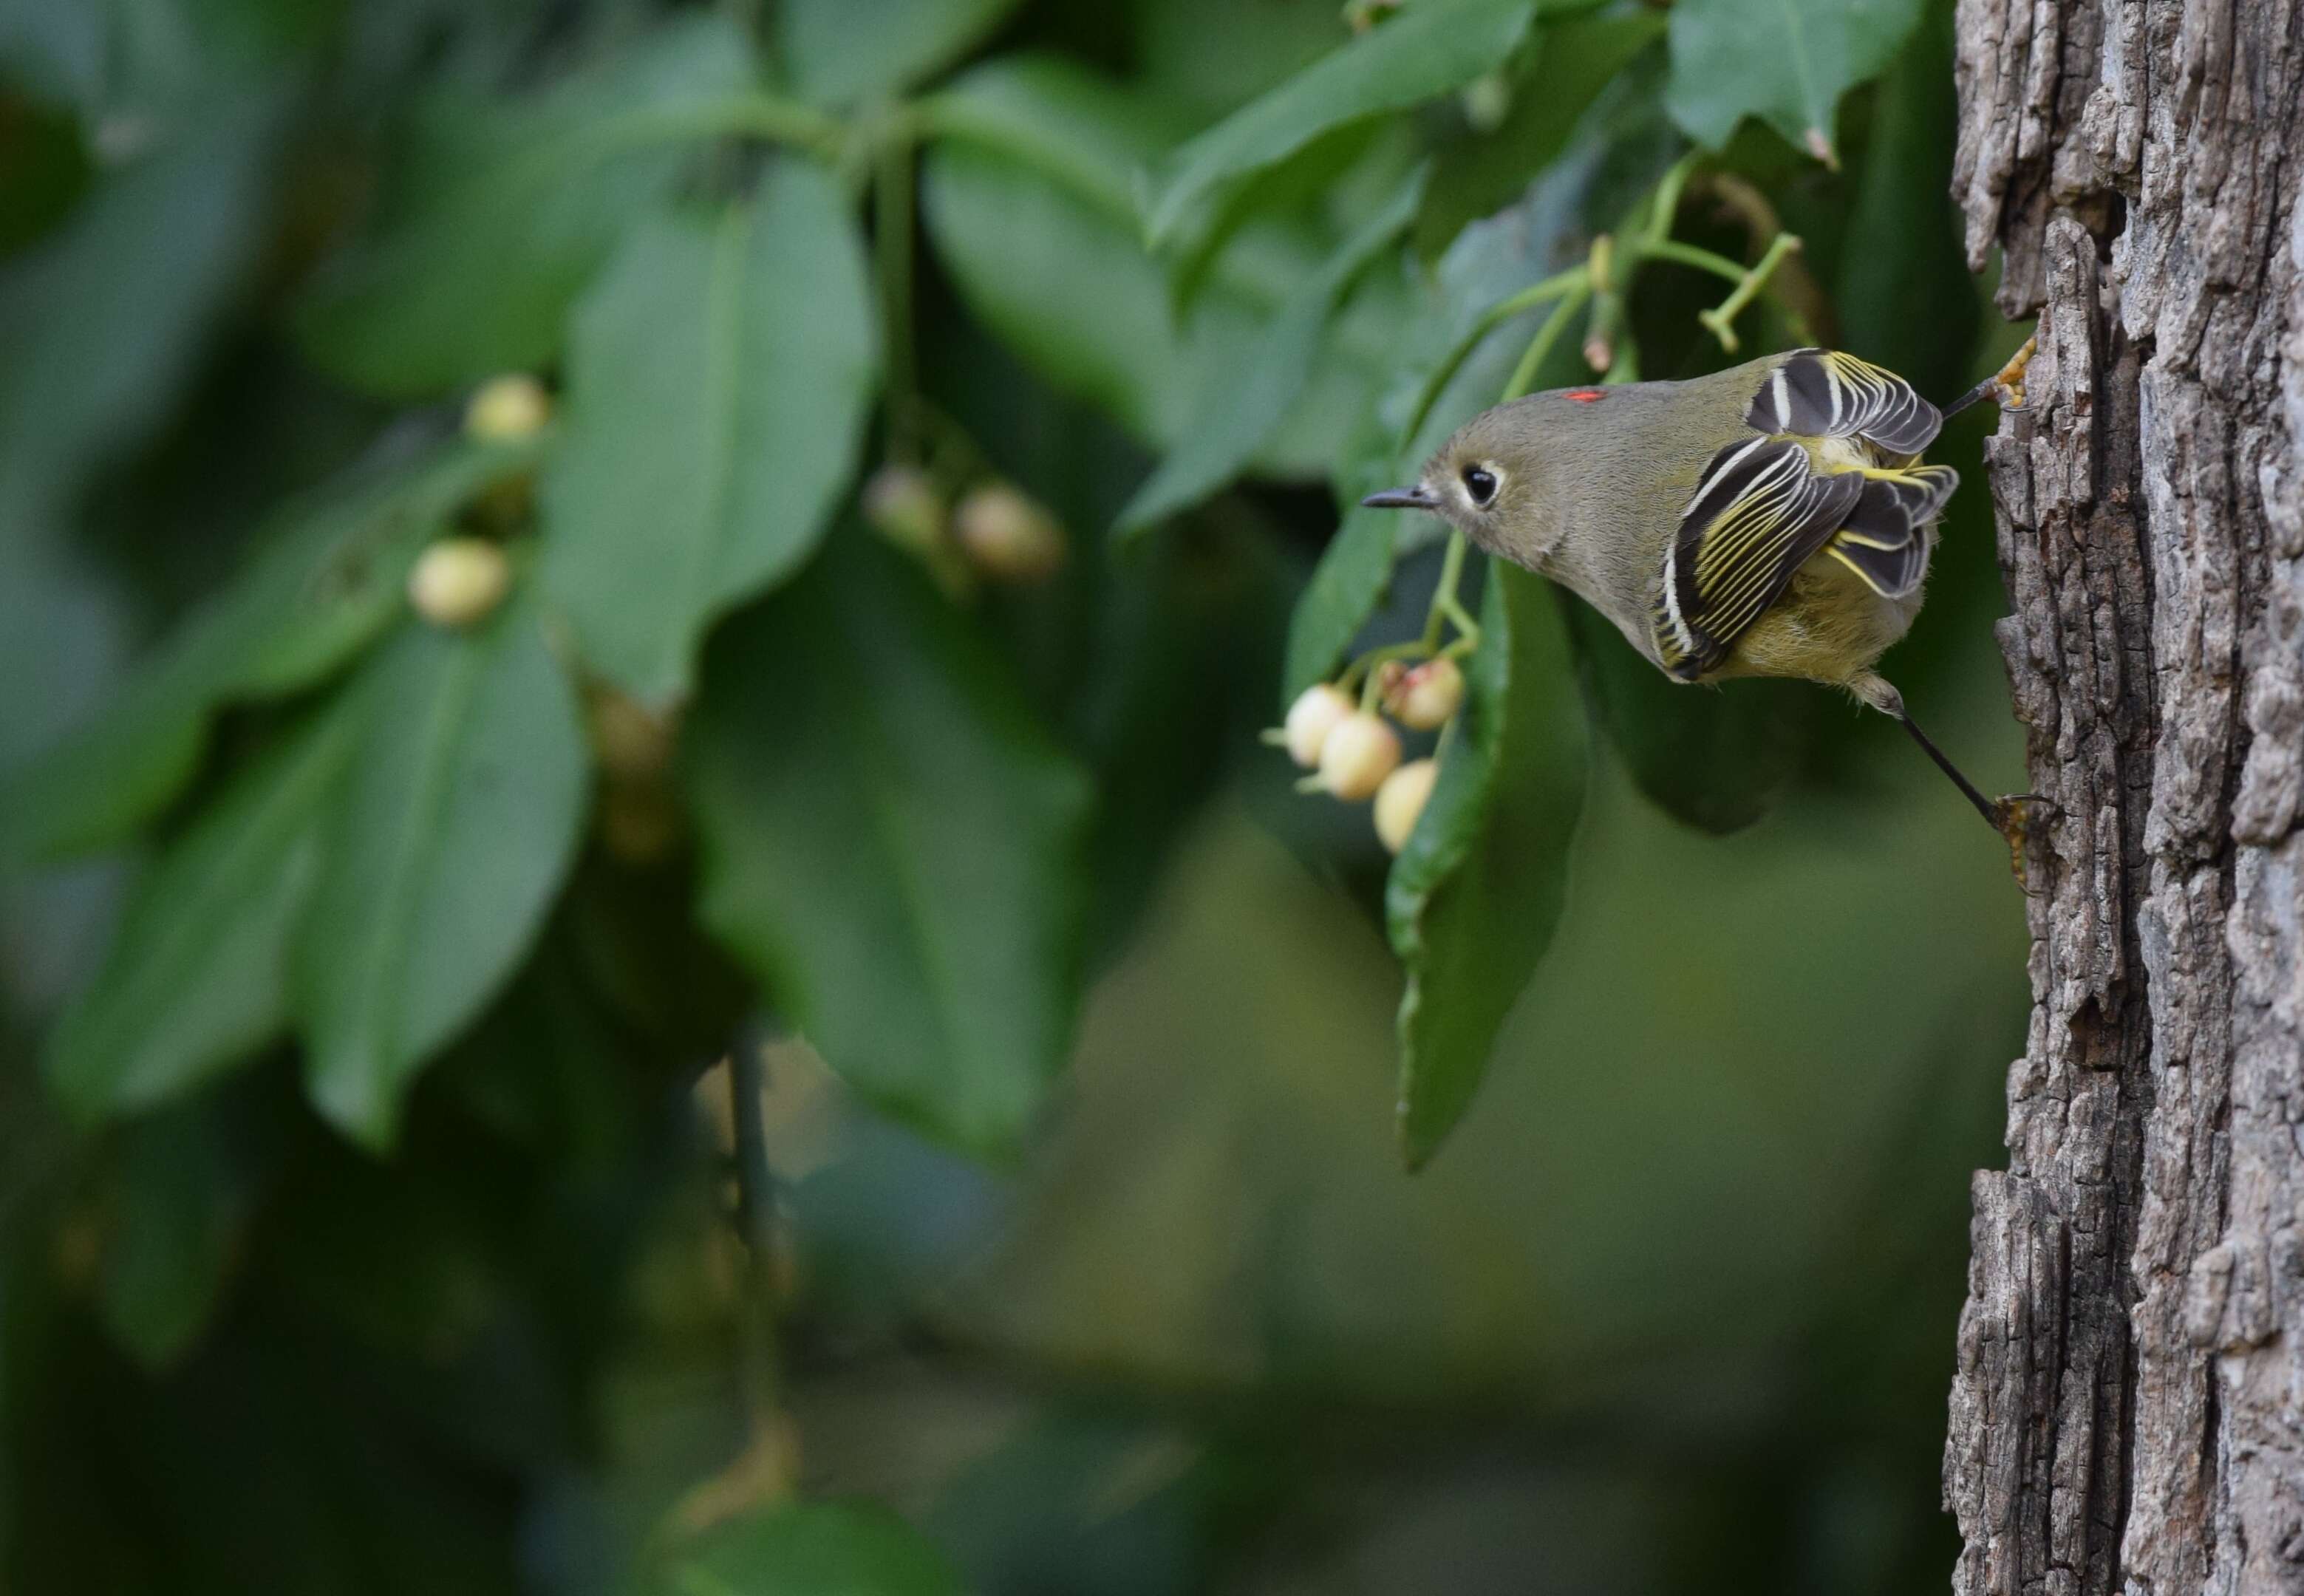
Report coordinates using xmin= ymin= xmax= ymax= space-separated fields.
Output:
xmin=1743 ymin=349 xmax=1943 ymax=457
xmin=1652 ymin=437 xmax=1864 ymax=680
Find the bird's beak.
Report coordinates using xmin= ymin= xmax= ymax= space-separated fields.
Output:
xmin=1361 ymin=485 xmax=1436 ymax=511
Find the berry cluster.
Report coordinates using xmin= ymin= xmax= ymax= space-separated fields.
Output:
xmin=1279 ymin=655 xmax=1464 ymax=854
xmin=864 ymin=463 xmax=1067 ymax=590
xmin=403 ymin=374 xmax=555 ymax=630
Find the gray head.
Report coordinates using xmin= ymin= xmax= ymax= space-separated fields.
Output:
xmin=1362 ymin=397 xmax=1563 ymax=568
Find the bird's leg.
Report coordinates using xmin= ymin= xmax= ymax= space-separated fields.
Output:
xmin=1940 ymin=333 xmax=2039 ymax=420
xmin=1854 ymin=675 xmax=2044 ymax=876
xmin=1895 ymin=711 xmax=2024 ymax=826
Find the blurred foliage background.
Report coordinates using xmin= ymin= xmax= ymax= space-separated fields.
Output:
xmin=0 ymin=0 xmax=2030 ymax=1590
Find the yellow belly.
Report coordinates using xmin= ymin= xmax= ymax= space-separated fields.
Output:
xmin=1703 ymin=548 xmax=1926 ymax=689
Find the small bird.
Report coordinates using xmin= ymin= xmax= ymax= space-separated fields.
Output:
xmin=1363 ymin=340 xmax=2038 ymax=848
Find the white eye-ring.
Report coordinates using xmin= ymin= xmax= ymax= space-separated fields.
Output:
xmin=1461 ymin=463 xmax=1502 ymax=507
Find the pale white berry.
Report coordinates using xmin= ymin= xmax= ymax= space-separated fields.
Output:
xmin=1319 ymin=712 xmax=1401 ymax=801
xmin=1385 ymin=658 xmax=1465 ymax=730
xmin=463 ymin=374 xmax=551 ymax=442
xmin=862 ymin=464 xmax=946 ymax=552
xmin=1282 ymin=683 xmax=1354 ymax=768
xmin=407 ymin=537 xmax=511 ymax=628
xmin=953 ymin=483 xmax=1066 ymax=582
xmin=1374 ymin=758 xmax=1439 ymax=853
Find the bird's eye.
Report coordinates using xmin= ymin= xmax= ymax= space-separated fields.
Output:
xmin=1462 ymin=466 xmax=1499 ymax=507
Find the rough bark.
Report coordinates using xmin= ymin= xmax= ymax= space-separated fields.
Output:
xmin=1944 ymin=1 xmax=2304 ymax=1592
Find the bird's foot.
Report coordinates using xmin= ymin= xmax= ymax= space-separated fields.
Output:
xmin=1988 ymin=792 xmax=2052 ymax=885
xmin=1990 ymin=334 xmax=2038 ymax=411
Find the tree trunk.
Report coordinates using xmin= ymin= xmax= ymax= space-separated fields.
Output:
xmin=1943 ymin=1 xmax=2304 ymax=1591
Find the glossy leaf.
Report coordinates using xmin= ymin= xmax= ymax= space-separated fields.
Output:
xmin=0 ymin=97 xmax=271 ymax=522
xmin=1284 ymin=193 xmax=1588 ymax=700
xmin=651 ymin=1503 xmax=965 ymax=1596
xmin=924 ymin=139 xmax=1185 ymax=446
xmin=780 ymin=0 xmax=1026 ymax=103
xmin=1566 ymin=600 xmax=1818 ymax=835
xmin=688 ymin=539 xmax=1093 ymax=1159
xmin=1835 ymin=0 xmax=1973 ymax=400
xmin=0 ymin=2 xmax=106 ymax=110
xmin=1114 ymin=169 xmax=1422 ymax=541
xmin=540 ymin=170 xmax=877 ymax=705
xmin=1155 ymin=119 xmax=1400 ymax=326
xmin=294 ymin=596 xmax=588 ymax=1148
xmin=2 ymin=437 xmax=539 ymax=862
xmin=1663 ymin=0 xmax=1926 ymax=164
xmin=1414 ymin=9 xmax=1664 ymax=259
xmin=918 ymin=54 xmax=1158 ymax=219
xmin=1139 ymin=0 xmax=1533 ymax=245
xmin=1389 ymin=560 xmax=1587 ymax=1170
xmin=295 ymin=13 xmax=757 ymax=395
xmin=44 ymin=711 xmax=350 ymax=1121
xmin=1282 ymin=449 xmax=1411 ymax=703
xmin=921 ymin=58 xmax=1386 ymax=477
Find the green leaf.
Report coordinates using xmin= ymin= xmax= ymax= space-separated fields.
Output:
xmin=1564 ymin=600 xmax=1818 ymax=835
xmin=918 ymin=54 xmax=1164 ymax=222
xmin=779 ymin=0 xmax=1025 ymax=104
xmin=688 ymin=538 xmax=1092 ymax=1159
xmin=2 ymin=437 xmax=538 ymax=861
xmin=651 ymin=1502 xmax=965 ymax=1596
xmin=1389 ymin=561 xmax=1587 ymax=1170
xmin=1281 ymin=445 xmax=1411 ymax=702
xmin=0 ymin=1 xmax=107 ymax=110
xmin=294 ymin=13 xmax=759 ymax=395
xmin=923 ymin=139 xmax=1182 ymax=445
xmin=1114 ymin=168 xmax=1422 ymax=542
xmin=1161 ymin=121 xmax=1391 ymax=324
xmin=539 ymin=170 xmax=877 ymax=706
xmin=1662 ymin=0 xmax=1926 ymax=165
xmin=1139 ymin=0 xmax=1535 ymax=246
xmin=921 ymin=60 xmax=1386 ymax=476
xmin=1833 ymin=0 xmax=1972 ymax=400
xmin=0 ymin=96 xmax=272 ymax=523
xmin=1414 ymin=9 xmax=1664 ymax=259
xmin=1282 ymin=193 xmax=1587 ymax=699
xmin=294 ymin=593 xmax=588 ymax=1149
xmin=44 ymin=710 xmax=350 ymax=1121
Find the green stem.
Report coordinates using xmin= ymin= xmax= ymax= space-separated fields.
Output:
xmin=1640 ymin=151 xmax=1700 ymax=250
xmin=1439 ymin=594 xmax=1482 ymax=647
xmin=1400 ymin=265 xmax=1589 ymax=446
xmin=1358 ymin=663 xmax=1390 ymax=714
xmin=1640 ymin=236 xmax=1752 ymax=284
xmin=1339 ymin=531 xmax=1479 ymax=698
xmin=630 ymin=92 xmax=847 ymax=160
xmin=1581 ymin=233 xmax=1621 ymax=373
xmin=1502 ymin=283 xmax=1590 ymax=400
xmin=1340 ymin=638 xmax=1427 ymax=691
xmin=1421 ymin=530 xmax=1468 ymax=652
xmin=1697 ymin=232 xmax=1804 ymax=354
xmin=874 ymin=126 xmax=919 ymax=460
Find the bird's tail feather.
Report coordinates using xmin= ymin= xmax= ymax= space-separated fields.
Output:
xmin=1827 ymin=466 xmax=1958 ymax=597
